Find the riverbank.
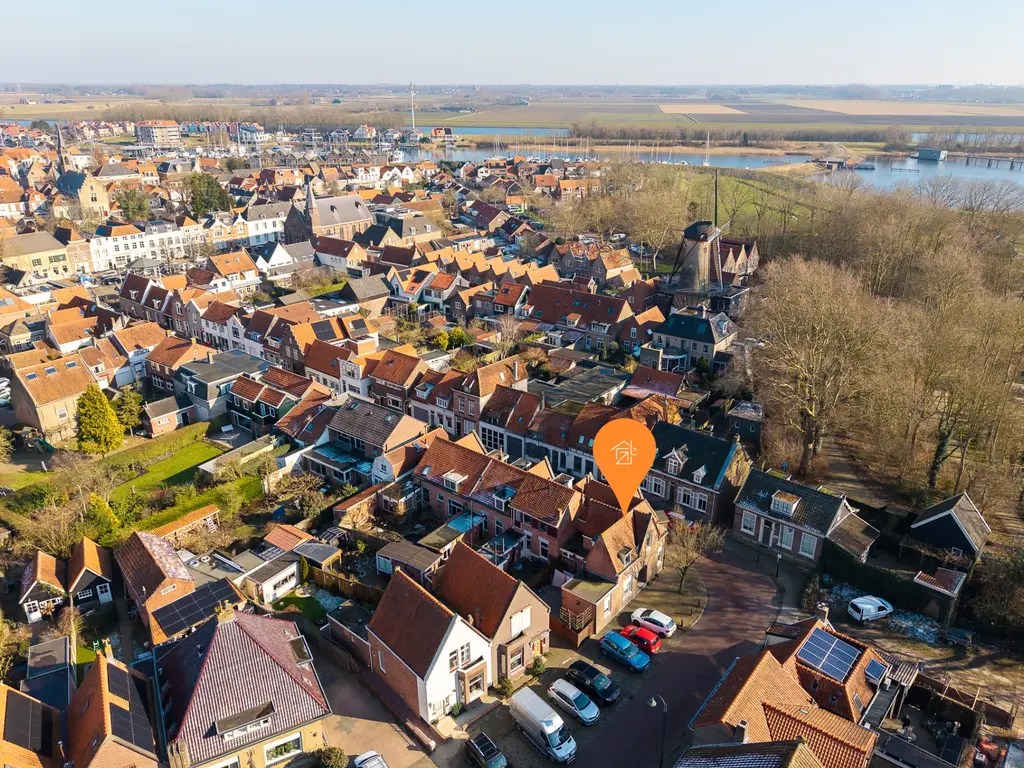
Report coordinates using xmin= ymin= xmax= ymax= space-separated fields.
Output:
xmin=461 ymin=138 xmax=895 ymax=158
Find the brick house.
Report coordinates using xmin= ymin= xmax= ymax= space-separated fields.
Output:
xmin=435 ymin=542 xmax=550 ymax=683
xmin=145 ymin=335 xmax=217 ymax=395
xmin=369 ymin=349 xmax=428 ymax=412
xmin=368 ymin=569 xmax=492 ymax=724
xmin=733 ymin=469 xmax=879 ymax=566
xmin=444 ymin=356 xmax=529 ymax=438
xmin=142 ymin=394 xmax=197 ymax=437
xmin=524 ymin=283 xmax=634 ymax=355
xmin=641 ymin=423 xmax=751 ymax=524
xmin=477 ymin=386 xmax=542 ymax=459
xmin=115 ymin=531 xmax=196 ymax=644
xmin=558 ymin=478 xmax=666 ymax=633
xmin=641 ymin=306 xmax=739 ymax=374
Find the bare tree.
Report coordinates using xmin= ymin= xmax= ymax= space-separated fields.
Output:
xmin=495 ymin=314 xmax=523 ymax=358
xmin=662 ymin=520 xmax=725 ymax=594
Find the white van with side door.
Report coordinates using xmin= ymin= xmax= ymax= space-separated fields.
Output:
xmin=510 ymin=687 xmax=577 ymax=763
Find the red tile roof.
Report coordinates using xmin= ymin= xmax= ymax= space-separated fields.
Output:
xmin=368 ymin=569 xmax=455 ymax=678
xmin=434 ymin=542 xmax=518 ymax=639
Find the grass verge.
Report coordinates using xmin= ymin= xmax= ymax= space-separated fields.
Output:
xmin=109 ymin=441 xmax=224 ymax=503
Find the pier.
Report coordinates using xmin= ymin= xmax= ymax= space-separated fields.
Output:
xmin=944 ymin=152 xmax=1024 ymax=170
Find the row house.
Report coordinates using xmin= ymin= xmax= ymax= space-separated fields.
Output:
xmin=89 ymin=218 xmax=203 ymax=272
xmin=421 ymin=271 xmax=468 ymax=314
xmin=279 ymin=312 xmax=379 ymax=374
xmin=525 ymin=283 xmax=634 ymax=355
xmin=450 ymin=282 xmax=494 ymax=323
xmin=303 ymin=339 xmax=384 ymax=396
xmin=448 ymin=355 xmax=529 ymax=438
xmin=409 ymin=369 xmax=469 ymax=435
xmin=314 ymin=236 xmax=368 ymax=277
xmin=240 ymin=200 xmax=290 ymax=246
xmin=641 ymin=422 xmax=751 ymax=524
xmin=201 ymin=210 xmax=248 ymax=251
xmin=388 ymin=265 xmax=440 ymax=304
xmin=471 ymin=281 xmax=529 ymax=319
xmin=227 ymin=366 xmax=315 ymax=435
xmin=145 ymin=334 xmax=217 ymax=395
xmin=118 ymin=273 xmax=186 ymax=326
xmin=109 ymin=321 xmax=169 ymax=382
xmin=204 ymin=250 xmax=262 ymax=297
xmin=175 ymin=286 xmax=240 ymax=339
xmin=53 ymin=225 xmax=94 ymax=274
xmin=236 ymin=304 xmax=319 ymax=364
xmin=558 ymin=477 xmax=666 ymax=633
xmin=414 ymin=436 xmax=583 ymax=564
xmin=476 ymin=385 xmax=543 ymax=459
xmin=198 ymin=300 xmax=245 ymax=351
xmin=174 ymin=348 xmax=271 ymax=421
xmin=369 ymin=349 xmax=428 ymax=411
xmin=459 ymin=200 xmax=509 ymax=233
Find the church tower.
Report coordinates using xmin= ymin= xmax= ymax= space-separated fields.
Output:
xmin=304 ymin=181 xmax=320 ymax=238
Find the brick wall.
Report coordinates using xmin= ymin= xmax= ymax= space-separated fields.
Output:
xmin=369 ymin=633 xmax=423 ymax=720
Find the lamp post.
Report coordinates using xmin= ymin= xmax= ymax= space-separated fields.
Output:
xmin=648 ymin=695 xmax=668 ymax=768
xmin=776 ymin=551 xmax=782 ymax=581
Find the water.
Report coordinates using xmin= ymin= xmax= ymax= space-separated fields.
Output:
xmin=402 ymin=124 xmax=569 ymax=137
xmin=842 ymin=155 xmax=1024 ymax=189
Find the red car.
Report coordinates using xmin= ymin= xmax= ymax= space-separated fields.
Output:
xmin=620 ymin=625 xmax=662 ymax=654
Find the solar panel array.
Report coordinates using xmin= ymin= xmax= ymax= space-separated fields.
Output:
xmin=110 ymin=702 xmax=156 ymax=753
xmin=152 ymin=579 xmax=238 ymax=638
xmin=312 ymin=320 xmax=336 ymax=341
xmin=4 ymin=690 xmax=51 ymax=755
xmin=796 ymin=627 xmax=862 ymax=681
xmin=107 ymin=665 xmax=131 ymax=701
xmin=865 ymin=659 xmax=889 ymax=682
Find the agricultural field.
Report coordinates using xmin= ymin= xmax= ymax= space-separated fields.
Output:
xmin=777 ymin=99 xmax=1024 ymax=117
xmin=658 ymin=103 xmax=747 ymax=114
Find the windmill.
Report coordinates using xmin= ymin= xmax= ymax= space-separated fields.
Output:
xmin=409 ymin=83 xmax=416 ymax=132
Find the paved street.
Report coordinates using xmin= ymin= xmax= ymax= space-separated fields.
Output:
xmin=311 ymin=644 xmax=438 ymax=768
xmin=436 ymin=548 xmax=780 ymax=768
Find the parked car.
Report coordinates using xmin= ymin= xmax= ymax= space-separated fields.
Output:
xmin=847 ymin=596 xmax=893 ymax=623
xmin=101 ymin=274 xmax=121 ymax=286
xmin=466 ymin=732 xmax=508 ymax=768
xmin=620 ymin=625 xmax=662 ymax=654
xmin=564 ymin=660 xmax=620 ymax=706
xmin=509 ymin=687 xmax=577 ymax=763
xmin=598 ymin=631 xmax=651 ymax=672
xmin=630 ymin=608 xmax=677 ymax=638
xmin=548 ymin=678 xmax=600 ymax=726
xmin=354 ymin=752 xmax=389 ymax=768
xmin=938 ymin=627 xmax=975 ymax=648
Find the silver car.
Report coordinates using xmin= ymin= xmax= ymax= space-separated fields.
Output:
xmin=548 ymin=678 xmax=600 ymax=726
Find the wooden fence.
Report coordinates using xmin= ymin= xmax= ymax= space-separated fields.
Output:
xmin=311 ymin=567 xmax=385 ymax=606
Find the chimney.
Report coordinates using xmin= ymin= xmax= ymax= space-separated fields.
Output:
xmin=513 ymin=359 xmax=520 ymax=379
xmin=101 ymin=639 xmax=114 ymax=660
xmin=466 ymin=613 xmax=474 ymax=626
xmin=206 ymin=351 xmax=215 ymax=363
xmin=215 ymin=600 xmax=236 ymax=624
xmin=815 ymin=602 xmax=830 ymax=623
xmin=735 ymin=720 xmax=749 ymax=743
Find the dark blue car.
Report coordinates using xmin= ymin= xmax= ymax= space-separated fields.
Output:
xmin=598 ymin=631 xmax=650 ymax=672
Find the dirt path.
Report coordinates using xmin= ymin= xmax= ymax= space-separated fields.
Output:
xmin=820 ymin=435 xmax=905 ymax=509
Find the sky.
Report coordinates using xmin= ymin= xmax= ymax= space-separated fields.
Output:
xmin=4 ymin=0 xmax=1024 ymax=86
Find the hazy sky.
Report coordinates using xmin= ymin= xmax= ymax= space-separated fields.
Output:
xmin=5 ymin=0 xmax=1024 ymax=86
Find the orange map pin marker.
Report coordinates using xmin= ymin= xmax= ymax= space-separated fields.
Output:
xmin=593 ymin=419 xmax=657 ymax=514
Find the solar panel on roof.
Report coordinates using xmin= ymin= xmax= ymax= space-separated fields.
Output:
xmin=796 ymin=627 xmax=862 ymax=681
xmin=865 ymin=659 xmax=888 ymax=682
xmin=4 ymin=690 xmax=51 ymax=754
xmin=107 ymin=665 xmax=131 ymax=700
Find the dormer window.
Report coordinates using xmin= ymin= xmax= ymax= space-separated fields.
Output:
xmin=666 ymin=458 xmax=681 ymax=475
xmin=443 ymin=471 xmax=466 ymax=492
xmin=692 ymin=466 xmax=707 ymax=484
xmin=771 ymin=491 xmax=800 ymax=517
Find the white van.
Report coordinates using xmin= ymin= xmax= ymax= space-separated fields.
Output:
xmin=509 ymin=687 xmax=577 ymax=763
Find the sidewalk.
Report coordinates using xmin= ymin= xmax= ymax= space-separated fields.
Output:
xmin=723 ymin=535 xmax=810 ymax=626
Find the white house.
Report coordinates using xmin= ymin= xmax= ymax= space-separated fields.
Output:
xmin=368 ymin=570 xmax=492 ymax=724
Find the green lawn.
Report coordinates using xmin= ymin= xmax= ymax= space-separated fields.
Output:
xmin=75 ymin=645 xmax=97 ymax=665
xmin=0 ymin=471 xmax=54 ymax=490
xmin=138 ymin=475 xmax=263 ymax=532
xmin=274 ymin=594 xmax=328 ymax=622
xmin=110 ymin=442 xmax=224 ymax=503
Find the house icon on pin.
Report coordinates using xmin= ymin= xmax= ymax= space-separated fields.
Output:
xmin=611 ymin=440 xmax=637 ymax=466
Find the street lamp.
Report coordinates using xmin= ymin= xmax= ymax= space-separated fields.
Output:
xmin=776 ymin=551 xmax=783 ymax=581
xmin=648 ymin=695 xmax=668 ymax=768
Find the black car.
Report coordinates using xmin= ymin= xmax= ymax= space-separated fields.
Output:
xmin=565 ymin=660 xmax=620 ymax=706
xmin=466 ymin=732 xmax=508 ymax=768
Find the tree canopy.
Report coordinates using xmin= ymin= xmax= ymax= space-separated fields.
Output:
xmin=183 ymin=173 xmax=233 ymax=217
xmin=114 ymin=187 xmax=151 ymax=222
xmin=76 ymin=384 xmax=124 ymax=455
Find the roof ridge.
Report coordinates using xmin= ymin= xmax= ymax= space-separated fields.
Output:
xmin=763 ymin=702 xmax=873 ymax=750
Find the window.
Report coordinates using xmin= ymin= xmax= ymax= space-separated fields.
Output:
xmin=741 ymin=511 xmax=756 ymax=535
xmin=799 ymin=534 xmax=817 ymax=559
xmin=377 ymin=649 xmax=386 ymax=673
xmin=630 ymin=327 xmax=637 ymax=339
xmin=603 ymin=594 xmax=611 ymax=617
xmin=641 ymin=475 xmax=664 ymax=497
xmin=449 ymin=649 xmax=459 ymax=672
xmin=264 ymin=734 xmax=301 ymax=766
xmin=510 ymin=647 xmax=524 ymax=672
xmin=510 ymin=607 xmax=532 ymax=637
xmin=540 ymin=538 xmax=548 ymax=558
xmin=623 ymin=575 xmax=633 ymax=597
xmin=56 ymin=407 xmax=69 ymax=422
xmin=780 ymin=526 xmax=794 ymax=550
xmin=694 ymin=493 xmax=708 ymax=513
xmin=495 ymin=519 xmax=504 ymax=536
xmin=161 ymin=584 xmax=177 ymax=595
xmin=459 ymin=643 xmax=471 ymax=666
xmin=77 ymin=588 xmax=93 ymax=600
xmin=666 ymin=458 xmax=680 ymax=475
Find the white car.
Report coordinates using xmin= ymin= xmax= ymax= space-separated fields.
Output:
xmin=848 ymin=596 xmax=893 ymax=623
xmin=630 ymin=608 xmax=677 ymax=638
xmin=548 ymin=678 xmax=600 ymax=726
xmin=354 ymin=752 xmax=389 ymax=768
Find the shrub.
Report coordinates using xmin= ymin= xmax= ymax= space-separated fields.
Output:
xmin=498 ymin=678 xmax=515 ymax=697
xmin=315 ymin=747 xmax=347 ymax=768
xmin=450 ymin=701 xmax=463 ymax=717
xmin=530 ymin=656 xmax=546 ymax=676
xmin=354 ymin=539 xmax=367 ymax=556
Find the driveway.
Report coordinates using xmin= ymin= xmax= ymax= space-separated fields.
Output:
xmin=438 ymin=549 xmax=779 ymax=768
xmin=311 ymin=644 xmax=438 ymax=768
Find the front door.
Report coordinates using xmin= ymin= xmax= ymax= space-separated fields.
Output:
xmin=179 ymin=410 xmax=190 ymax=426
xmin=96 ymin=583 xmax=112 ymax=604
xmin=760 ymin=519 xmax=774 ymax=546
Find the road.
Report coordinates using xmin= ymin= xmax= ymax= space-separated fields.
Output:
xmin=574 ymin=548 xmax=778 ymax=767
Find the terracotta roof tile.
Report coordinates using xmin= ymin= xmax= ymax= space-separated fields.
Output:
xmin=368 ymin=569 xmax=454 ymax=677
xmin=16 ymin=353 xmax=96 ymax=405
xmin=371 ymin=349 xmax=424 ymax=387
xmin=146 ymin=335 xmax=216 ymax=369
xmin=435 ymin=542 xmax=518 ymax=639
xmin=68 ymin=537 xmax=112 ymax=591
xmin=264 ymin=524 xmax=313 ymax=552
xmin=20 ymin=550 xmax=67 ymax=601
xmin=112 ymin=321 xmax=168 ymax=352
